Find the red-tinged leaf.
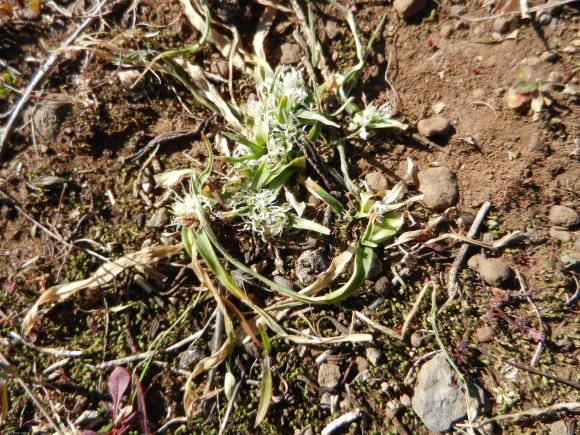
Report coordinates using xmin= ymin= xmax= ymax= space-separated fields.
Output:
xmin=132 ymin=372 xmax=150 ymax=434
xmin=108 ymin=366 xmax=131 ymax=423
xmin=424 ymin=242 xmax=446 ymax=252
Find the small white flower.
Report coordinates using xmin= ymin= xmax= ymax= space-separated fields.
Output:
xmin=348 ymin=102 xmax=402 ymax=139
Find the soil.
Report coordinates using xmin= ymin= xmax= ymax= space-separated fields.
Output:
xmin=0 ymin=1 xmax=578 ymax=434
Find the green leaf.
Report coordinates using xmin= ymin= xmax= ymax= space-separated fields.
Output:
xmin=288 ymin=215 xmax=330 ymax=235
xmin=181 ymin=227 xmax=195 ymax=257
xmin=222 ymin=131 xmax=266 ymax=156
xmin=304 ymin=178 xmax=345 ymax=215
xmin=254 ymin=355 xmax=272 ymax=427
xmin=278 ymin=95 xmax=288 ymax=123
xmin=516 ymin=80 xmax=538 ymax=93
xmin=258 ymin=325 xmax=272 ymax=355
xmin=336 ymin=143 xmax=360 ymax=201
xmin=516 ymin=63 xmax=532 ymax=81
xmin=295 ymin=109 xmax=340 ymax=127
xmin=365 ymin=212 xmax=404 ymax=246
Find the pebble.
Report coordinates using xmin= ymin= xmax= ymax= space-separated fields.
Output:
xmin=417 ymin=116 xmax=451 ymax=137
xmin=417 ymin=167 xmax=460 ymax=212
xmin=400 ymin=394 xmax=412 ymax=407
xmin=146 ymin=207 xmax=169 ymax=228
xmin=432 ymin=101 xmax=446 ymax=114
xmin=296 ymin=249 xmax=328 ymax=285
xmin=32 ymin=104 xmax=69 ymax=142
xmin=410 ymin=331 xmax=427 ymax=348
xmin=476 ymin=326 xmax=495 ymax=343
xmin=549 ymin=205 xmax=578 ymax=229
xmin=540 ymin=51 xmax=558 ymax=63
xmin=279 ymin=42 xmax=302 ymax=64
xmin=393 ymin=0 xmax=427 ymax=20
xmin=467 ymin=254 xmax=512 ymax=287
xmin=324 ymin=21 xmax=340 ymax=40
xmin=549 ymin=227 xmax=572 ymax=243
xmin=365 ymin=347 xmax=382 ymax=366
xmin=492 ymin=16 xmax=517 ymax=33
xmin=412 ymin=353 xmax=487 ymax=432
xmin=318 ymin=362 xmax=341 ymax=390
xmin=368 ymin=252 xmax=384 ymax=280
xmin=537 ymin=12 xmax=552 ymax=25
xmin=374 ymin=276 xmax=390 ymax=295
xmin=440 ymin=24 xmax=454 ymax=38
xmin=365 ymin=171 xmax=389 ymax=191
xmin=355 ymin=356 xmax=369 ymax=373
xmin=179 ymin=345 xmax=206 ymax=370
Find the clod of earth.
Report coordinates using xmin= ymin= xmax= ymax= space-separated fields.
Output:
xmin=549 ymin=205 xmax=579 ymax=229
xmin=417 ymin=166 xmax=459 ymax=212
xmin=365 ymin=171 xmax=389 ymax=192
xmin=476 ymin=326 xmax=495 ymax=343
xmin=318 ymin=362 xmax=341 ymax=390
xmin=467 ymin=254 xmax=513 ymax=287
xmin=411 ymin=353 xmax=487 ymax=433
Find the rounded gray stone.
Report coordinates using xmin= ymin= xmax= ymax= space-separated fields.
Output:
xmin=318 ymin=362 xmax=341 ymax=390
xmin=412 ymin=353 xmax=486 ymax=432
xmin=146 ymin=207 xmax=169 ymax=228
xmin=417 ymin=116 xmax=451 ymax=137
xmin=393 ymin=0 xmax=427 ymax=20
xmin=418 ymin=167 xmax=460 ymax=212
xmin=549 ymin=205 xmax=578 ymax=229
xmin=467 ymin=254 xmax=512 ymax=287
xmin=365 ymin=171 xmax=389 ymax=191
xmin=476 ymin=326 xmax=495 ymax=343
xmin=296 ymin=249 xmax=328 ymax=285
xmin=549 ymin=227 xmax=572 ymax=243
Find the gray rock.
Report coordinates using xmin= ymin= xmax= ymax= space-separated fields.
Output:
xmin=296 ymin=249 xmax=328 ymax=285
xmin=318 ymin=362 xmax=341 ymax=390
xmin=355 ymin=356 xmax=369 ymax=373
xmin=32 ymin=104 xmax=70 ymax=142
xmin=467 ymin=254 xmax=512 ymax=287
xmin=400 ymin=394 xmax=412 ymax=407
xmin=549 ymin=227 xmax=572 ymax=243
xmin=368 ymin=252 xmax=383 ymax=280
xmin=374 ymin=276 xmax=390 ymax=295
xmin=179 ymin=345 xmax=206 ymax=370
xmin=417 ymin=116 xmax=451 ymax=137
xmin=417 ymin=167 xmax=460 ymax=212
xmin=365 ymin=171 xmax=389 ymax=191
xmin=540 ymin=51 xmax=558 ymax=63
xmin=279 ymin=42 xmax=302 ymax=64
xmin=146 ymin=207 xmax=169 ymax=228
xmin=393 ymin=0 xmax=427 ymax=20
xmin=324 ymin=21 xmax=340 ymax=40
xmin=476 ymin=326 xmax=495 ymax=343
xmin=549 ymin=205 xmax=578 ymax=229
xmin=365 ymin=347 xmax=382 ymax=366
xmin=492 ymin=16 xmax=517 ymax=33
xmin=537 ymin=12 xmax=552 ymax=25
xmin=412 ymin=353 xmax=487 ymax=432
xmin=410 ymin=331 xmax=427 ymax=348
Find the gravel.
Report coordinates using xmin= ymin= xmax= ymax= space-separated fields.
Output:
xmin=417 ymin=116 xmax=451 ymax=137
xmin=417 ymin=166 xmax=460 ymax=212
xmin=393 ymin=0 xmax=427 ymax=20
xmin=467 ymin=254 xmax=512 ymax=287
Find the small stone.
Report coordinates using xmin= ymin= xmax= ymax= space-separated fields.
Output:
xmin=320 ymin=392 xmax=332 ymax=408
xmin=365 ymin=347 xmax=382 ymax=366
xmin=32 ymin=104 xmax=69 ymax=142
xmin=278 ymin=42 xmax=302 ymax=64
xmin=146 ymin=207 xmax=168 ymax=228
xmin=355 ymin=356 xmax=369 ymax=373
xmin=492 ymin=16 xmax=517 ymax=33
xmin=393 ymin=0 xmax=427 ymax=20
xmin=417 ymin=167 xmax=460 ymax=212
xmin=540 ymin=51 xmax=558 ymax=63
xmin=440 ymin=24 xmax=454 ymax=38
xmin=324 ymin=21 xmax=340 ymax=40
xmin=467 ymin=254 xmax=512 ymax=287
xmin=296 ymin=249 xmax=328 ymax=285
xmin=412 ymin=353 xmax=487 ymax=432
xmin=417 ymin=116 xmax=451 ymax=137
xmin=318 ymin=362 xmax=341 ymax=390
xmin=476 ymin=326 xmax=495 ymax=343
xmin=209 ymin=59 xmax=228 ymax=77
xmin=537 ymin=12 xmax=552 ymax=25
xmin=549 ymin=205 xmax=578 ymax=229
xmin=365 ymin=172 xmax=389 ymax=191
xmin=179 ymin=345 xmax=206 ymax=370
xmin=432 ymin=101 xmax=446 ymax=114
xmin=410 ymin=331 xmax=426 ymax=348
xmin=549 ymin=227 xmax=572 ymax=243
xmin=546 ymin=420 xmax=568 ymax=435
xmin=374 ymin=276 xmax=390 ymax=295
xmin=400 ymin=394 xmax=412 ymax=407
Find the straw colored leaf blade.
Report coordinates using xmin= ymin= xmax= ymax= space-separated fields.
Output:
xmin=254 ymin=355 xmax=273 ymax=427
xmin=22 ymin=244 xmax=182 ymax=334
xmin=288 ymin=215 xmax=330 ymax=235
xmin=304 ymin=177 xmax=344 ymax=214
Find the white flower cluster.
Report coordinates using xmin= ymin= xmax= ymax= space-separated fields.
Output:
xmin=347 ymin=102 xmax=396 ymax=139
xmin=229 ymin=188 xmax=291 ymax=237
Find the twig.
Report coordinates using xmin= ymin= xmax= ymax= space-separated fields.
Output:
xmin=8 ymin=331 xmax=84 ymax=358
xmin=0 ymin=0 xmax=115 ymax=159
xmin=321 ymin=409 xmax=362 ymax=435
xmin=155 ymin=417 xmax=188 ymax=434
xmin=486 ymin=353 xmax=580 ymax=390
xmin=458 ymin=402 xmax=580 ymax=429
xmin=516 ymin=270 xmax=546 ymax=367
xmin=444 ymin=201 xmax=492 ymax=304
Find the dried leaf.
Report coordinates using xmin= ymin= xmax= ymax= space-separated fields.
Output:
xmin=22 ymin=245 xmax=182 ymax=334
xmin=132 ymin=372 xmax=150 ymax=434
xmin=253 ymin=7 xmax=277 ymax=68
xmin=109 ymin=366 xmax=131 ymax=423
xmin=254 ymin=355 xmax=272 ymax=427
xmin=153 ymin=168 xmax=197 ymax=188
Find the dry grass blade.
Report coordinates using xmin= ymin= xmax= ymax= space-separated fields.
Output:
xmin=253 ymin=7 xmax=277 ymax=67
xmin=178 ymin=0 xmax=248 ymax=72
xmin=284 ymin=333 xmax=373 ymax=345
xmin=22 ymin=244 xmax=182 ymax=334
